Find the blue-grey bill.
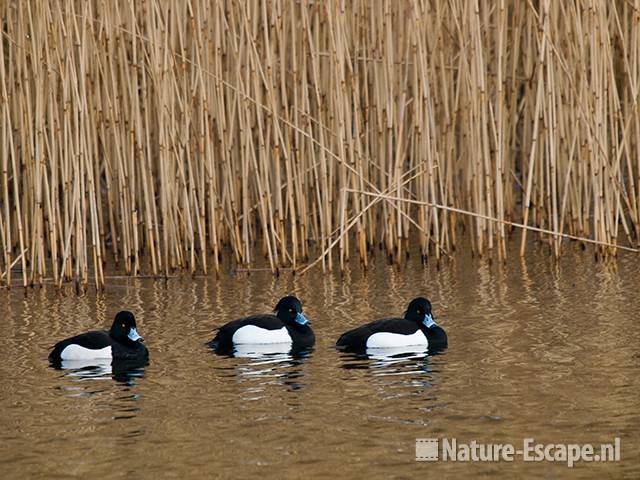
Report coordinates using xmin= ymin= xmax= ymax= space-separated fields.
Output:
xmin=128 ymin=328 xmax=143 ymax=342
xmin=295 ymin=312 xmax=309 ymax=325
xmin=423 ymin=314 xmax=437 ymax=329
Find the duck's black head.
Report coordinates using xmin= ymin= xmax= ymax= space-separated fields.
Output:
xmin=404 ymin=297 xmax=437 ymax=329
xmin=110 ymin=311 xmax=144 ymax=343
xmin=274 ymin=296 xmax=309 ymax=326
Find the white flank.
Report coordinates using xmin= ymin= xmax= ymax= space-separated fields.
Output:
xmin=60 ymin=344 xmax=112 ymax=360
xmin=366 ymin=330 xmax=428 ymax=349
xmin=232 ymin=325 xmax=292 ymax=345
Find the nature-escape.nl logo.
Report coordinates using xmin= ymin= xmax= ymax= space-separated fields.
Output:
xmin=415 ymin=438 xmax=621 ymax=467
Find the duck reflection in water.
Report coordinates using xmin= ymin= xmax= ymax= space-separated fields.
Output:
xmin=49 ymin=357 xmax=148 ymax=385
xmin=212 ymin=345 xmax=313 ymax=395
xmin=340 ymin=345 xmax=430 ymax=370
xmin=341 ymin=348 xmax=441 ymax=388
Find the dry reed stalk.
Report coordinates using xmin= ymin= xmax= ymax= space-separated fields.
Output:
xmin=1 ymin=0 xmax=639 ymax=288
xmin=346 ymin=189 xmax=640 ymax=252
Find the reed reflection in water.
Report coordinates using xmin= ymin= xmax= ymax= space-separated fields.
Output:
xmin=1 ymin=243 xmax=639 ymax=478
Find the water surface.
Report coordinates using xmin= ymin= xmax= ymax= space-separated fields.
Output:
xmin=1 ymin=243 xmax=639 ymax=478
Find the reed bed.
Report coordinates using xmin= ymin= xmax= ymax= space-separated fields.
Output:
xmin=1 ymin=0 xmax=640 ymax=289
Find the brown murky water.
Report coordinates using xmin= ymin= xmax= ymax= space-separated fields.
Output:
xmin=1 ymin=242 xmax=639 ymax=478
